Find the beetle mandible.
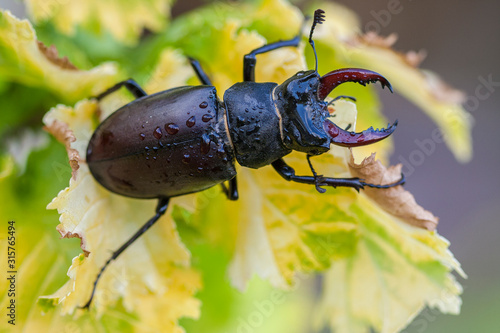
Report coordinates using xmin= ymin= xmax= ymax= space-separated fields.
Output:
xmin=82 ymin=9 xmax=405 ymax=308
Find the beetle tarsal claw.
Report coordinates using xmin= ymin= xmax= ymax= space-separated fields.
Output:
xmin=324 ymin=119 xmax=398 ymax=147
xmin=318 ymin=68 xmax=393 ymax=100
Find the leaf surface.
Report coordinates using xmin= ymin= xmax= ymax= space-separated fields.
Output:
xmin=0 ymin=10 xmax=119 ymax=102
xmin=25 ymin=0 xmax=172 ymax=45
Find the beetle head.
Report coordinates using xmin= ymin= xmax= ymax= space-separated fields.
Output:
xmin=274 ymin=67 xmax=397 ymax=154
xmin=273 ymin=9 xmax=399 ymax=154
xmin=274 ymin=70 xmax=330 ymax=154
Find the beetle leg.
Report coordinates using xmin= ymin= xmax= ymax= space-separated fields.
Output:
xmin=80 ymin=197 xmax=170 ymax=310
xmin=188 ymin=57 xmax=213 ymax=86
xmin=95 ymin=79 xmax=147 ymax=100
xmin=306 ymin=155 xmax=326 ymax=193
xmin=220 ymin=176 xmax=239 ymax=200
xmin=272 ymin=158 xmax=405 ymax=192
xmin=243 ymin=34 xmax=301 ymax=82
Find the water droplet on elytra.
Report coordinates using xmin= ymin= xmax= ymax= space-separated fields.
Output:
xmin=202 ymin=114 xmax=213 ymax=122
xmin=153 ymin=126 xmax=162 ymax=139
xmin=186 ymin=116 xmax=196 ymax=127
xmin=139 ymin=133 xmax=145 ymax=140
xmin=182 ymin=154 xmax=190 ymax=164
xmin=199 ymin=101 xmax=208 ymax=108
xmin=165 ymin=123 xmax=179 ymax=135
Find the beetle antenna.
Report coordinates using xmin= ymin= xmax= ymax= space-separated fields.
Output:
xmin=309 ymin=9 xmax=325 ymax=72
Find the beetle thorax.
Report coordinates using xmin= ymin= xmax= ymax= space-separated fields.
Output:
xmin=223 ymin=82 xmax=292 ymax=169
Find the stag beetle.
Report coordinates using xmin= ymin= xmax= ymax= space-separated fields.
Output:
xmin=82 ymin=9 xmax=404 ymax=308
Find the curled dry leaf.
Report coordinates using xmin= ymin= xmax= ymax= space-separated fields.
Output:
xmin=348 ymin=153 xmax=438 ymax=230
xmin=405 ymin=49 xmax=428 ymax=67
xmin=43 ymin=119 xmax=80 ymax=177
xmin=43 ymin=101 xmax=98 ymax=178
xmin=359 ymin=32 xmax=428 ymax=68
xmin=361 ymin=31 xmax=398 ymax=48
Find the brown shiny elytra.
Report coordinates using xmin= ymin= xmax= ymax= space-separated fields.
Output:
xmin=81 ymin=9 xmax=405 ymax=309
xmin=87 ymin=86 xmax=236 ymax=199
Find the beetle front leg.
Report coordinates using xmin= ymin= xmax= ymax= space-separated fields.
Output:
xmin=243 ymin=34 xmax=301 ymax=82
xmin=80 ymin=197 xmax=170 ymax=310
xmin=221 ymin=176 xmax=238 ymax=200
xmin=272 ymin=158 xmax=405 ymax=192
xmin=96 ymin=79 xmax=147 ymax=100
xmin=306 ymin=154 xmax=326 ymax=193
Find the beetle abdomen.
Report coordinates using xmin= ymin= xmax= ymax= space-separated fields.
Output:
xmin=87 ymin=86 xmax=236 ymax=199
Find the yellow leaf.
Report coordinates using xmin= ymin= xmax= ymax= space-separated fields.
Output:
xmin=144 ymin=49 xmax=193 ymax=94
xmin=42 ymin=100 xmax=201 ymax=329
xmin=315 ymin=194 xmax=464 ymax=333
xmin=0 ymin=10 xmax=119 ymax=102
xmin=24 ymin=0 xmax=172 ymax=45
xmin=202 ymin=20 xmax=305 ymax=93
xmin=254 ymin=0 xmax=303 ymax=32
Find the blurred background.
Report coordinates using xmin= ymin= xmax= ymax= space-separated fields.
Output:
xmin=2 ymin=0 xmax=499 ymax=332
xmin=327 ymin=1 xmax=500 ymax=332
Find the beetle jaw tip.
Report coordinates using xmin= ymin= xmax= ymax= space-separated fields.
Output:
xmin=324 ymin=119 xmax=398 ymax=147
xmin=318 ymin=68 xmax=394 ymax=99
